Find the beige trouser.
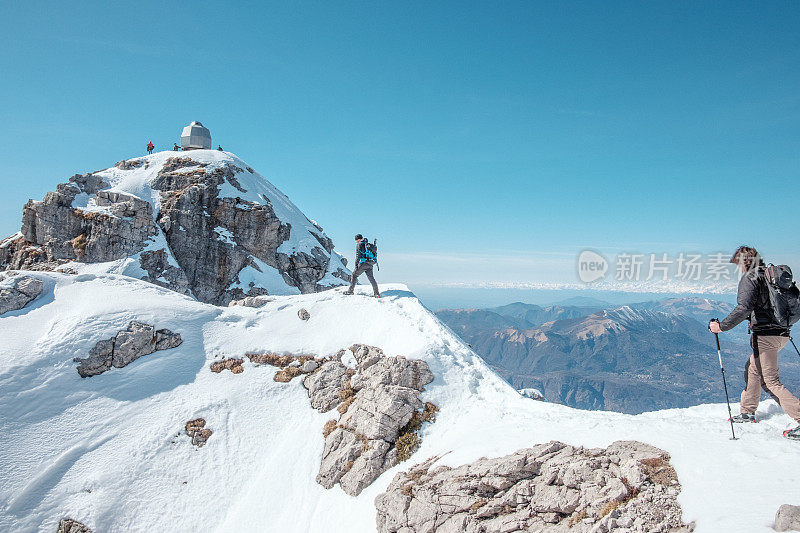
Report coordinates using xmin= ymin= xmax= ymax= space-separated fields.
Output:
xmin=740 ymin=335 xmax=800 ymax=423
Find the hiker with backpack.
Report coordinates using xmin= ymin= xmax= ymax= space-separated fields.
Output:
xmin=146 ymin=141 xmax=154 ymax=154
xmin=344 ymin=234 xmax=380 ymax=298
xmin=709 ymin=245 xmax=800 ymax=440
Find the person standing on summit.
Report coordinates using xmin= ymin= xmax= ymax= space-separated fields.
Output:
xmin=344 ymin=234 xmax=380 ymax=298
xmin=710 ymin=245 xmax=800 ymax=439
xmin=146 ymin=141 xmax=154 ymax=154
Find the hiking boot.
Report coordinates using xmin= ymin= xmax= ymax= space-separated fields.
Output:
xmin=729 ymin=413 xmax=757 ymax=423
xmin=374 ymin=293 xmax=381 ymax=298
xmin=784 ymin=426 xmax=800 ymax=440
xmin=343 ymin=290 xmax=353 ymax=295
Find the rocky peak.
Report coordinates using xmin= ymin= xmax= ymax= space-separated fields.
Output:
xmin=0 ymin=150 xmax=350 ymax=304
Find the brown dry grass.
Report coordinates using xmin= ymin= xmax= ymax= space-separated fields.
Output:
xmin=640 ymin=456 xmax=678 ymax=486
xmin=322 ymin=419 xmax=338 ymax=437
xmin=274 ymin=366 xmax=303 ymax=382
xmin=247 ymin=353 xmax=296 ymax=367
xmin=395 ymin=432 xmax=421 ymax=463
xmin=337 ymin=396 xmax=354 ymax=414
xmin=568 ymin=509 xmax=588 ymax=527
xmin=210 ymin=357 xmax=244 ymax=374
xmin=469 ymin=499 xmax=487 ymax=512
xmin=598 ymin=499 xmax=621 ymax=520
xmin=71 ymin=233 xmax=87 ymax=257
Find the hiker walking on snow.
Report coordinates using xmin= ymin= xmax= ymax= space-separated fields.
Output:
xmin=344 ymin=234 xmax=380 ymax=298
xmin=147 ymin=141 xmax=154 ymax=154
xmin=710 ymin=245 xmax=800 ymax=439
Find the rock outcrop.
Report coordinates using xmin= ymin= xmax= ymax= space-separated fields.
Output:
xmin=313 ymin=345 xmax=435 ymax=496
xmin=304 ymin=360 xmax=352 ymax=412
xmin=74 ymin=321 xmax=182 ymax=377
xmin=185 ymin=418 xmax=213 ymax=447
xmin=298 ymin=308 xmax=310 ymax=321
xmin=1 ymin=151 xmax=350 ymax=305
xmin=0 ymin=274 xmax=43 ymax=315
xmin=375 ymin=440 xmax=693 ymax=533
xmin=775 ymin=504 xmax=800 ymax=532
xmin=57 ymin=518 xmax=91 ymax=533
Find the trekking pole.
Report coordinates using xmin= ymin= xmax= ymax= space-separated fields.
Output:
xmin=790 ymin=337 xmax=800 ymax=358
xmin=710 ymin=319 xmax=737 ymax=440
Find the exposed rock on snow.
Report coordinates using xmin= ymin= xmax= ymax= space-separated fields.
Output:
xmin=247 ymin=352 xmax=325 ymax=383
xmin=74 ymin=321 xmax=182 ymax=377
xmin=210 ymin=357 xmax=245 ymax=374
xmin=304 ymin=361 xmax=351 ymax=413
xmin=185 ymin=418 xmax=213 ymax=448
xmin=298 ymin=308 xmax=310 ymax=321
xmin=228 ymin=295 xmax=272 ymax=308
xmin=0 ymin=274 xmax=43 ymax=315
xmin=0 ymin=150 xmax=350 ymax=304
xmin=775 ymin=504 xmax=800 ymax=532
xmin=316 ymin=345 xmax=435 ymax=496
xmin=375 ymin=440 xmax=692 ymax=533
xmin=57 ymin=518 xmax=91 ymax=533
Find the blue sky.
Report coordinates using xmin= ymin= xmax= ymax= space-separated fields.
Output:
xmin=1 ymin=1 xmax=798 ymax=289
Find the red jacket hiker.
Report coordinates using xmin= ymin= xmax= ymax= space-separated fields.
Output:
xmin=146 ymin=141 xmax=154 ymax=154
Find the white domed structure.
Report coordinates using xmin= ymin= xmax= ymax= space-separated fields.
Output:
xmin=180 ymin=121 xmax=212 ymax=150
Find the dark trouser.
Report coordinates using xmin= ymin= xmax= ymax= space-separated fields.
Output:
xmin=348 ymin=261 xmax=378 ymax=295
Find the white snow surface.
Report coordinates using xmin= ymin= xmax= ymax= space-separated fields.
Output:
xmin=61 ymin=149 xmax=348 ymax=294
xmin=0 ymin=272 xmax=798 ymax=532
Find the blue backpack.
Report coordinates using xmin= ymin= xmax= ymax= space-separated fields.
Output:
xmin=361 ymin=240 xmax=378 ymax=264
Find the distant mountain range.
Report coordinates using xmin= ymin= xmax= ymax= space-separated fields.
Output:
xmin=437 ymin=298 xmax=800 ymax=414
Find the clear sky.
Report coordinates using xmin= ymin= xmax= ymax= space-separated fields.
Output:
xmin=1 ymin=1 xmax=798 ymax=290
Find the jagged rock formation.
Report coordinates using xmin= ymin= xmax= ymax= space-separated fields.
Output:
xmin=0 ymin=151 xmax=349 ymax=305
xmin=57 ymin=518 xmax=91 ymax=533
xmin=185 ymin=418 xmax=213 ymax=447
xmin=74 ymin=321 xmax=182 ymax=377
xmin=775 ymin=505 xmax=800 ymax=532
xmin=375 ymin=440 xmax=692 ymax=533
xmin=312 ymin=345 xmax=435 ymax=496
xmin=0 ymin=274 xmax=43 ymax=315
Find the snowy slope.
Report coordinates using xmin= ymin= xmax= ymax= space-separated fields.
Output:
xmin=0 ymin=272 xmax=798 ymax=532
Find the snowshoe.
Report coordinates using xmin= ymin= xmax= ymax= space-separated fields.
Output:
xmin=729 ymin=413 xmax=757 ymax=423
xmin=783 ymin=426 xmax=800 ymax=440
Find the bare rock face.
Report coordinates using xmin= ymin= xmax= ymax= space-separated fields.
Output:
xmin=57 ymin=518 xmax=91 ymax=533
xmin=315 ymin=344 xmax=434 ymax=496
xmin=74 ymin=321 xmax=182 ymax=377
xmin=375 ymin=440 xmax=693 ymax=533
xmin=298 ymin=308 xmax=310 ymax=321
xmin=0 ymin=274 xmax=43 ymax=315
xmin=2 ymin=173 xmax=158 ymax=270
xmin=304 ymin=360 xmax=351 ymax=412
xmin=1 ymin=153 xmax=350 ymax=305
xmin=775 ymin=504 xmax=800 ymax=532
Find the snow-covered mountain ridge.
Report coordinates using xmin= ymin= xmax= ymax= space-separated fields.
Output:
xmin=1 ymin=271 xmax=798 ymax=532
xmin=0 ymin=150 xmax=349 ymax=304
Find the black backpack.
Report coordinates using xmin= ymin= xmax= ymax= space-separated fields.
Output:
xmin=762 ymin=265 xmax=800 ymax=328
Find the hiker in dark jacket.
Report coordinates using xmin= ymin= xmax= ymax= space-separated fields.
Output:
xmin=710 ymin=246 xmax=800 ymax=437
xmin=344 ymin=234 xmax=380 ymax=297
